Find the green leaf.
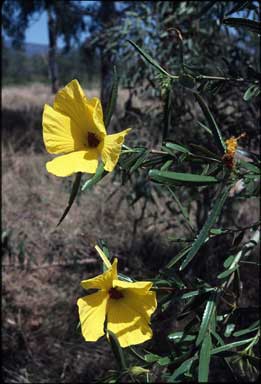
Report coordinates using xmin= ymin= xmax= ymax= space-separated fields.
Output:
xmin=144 ymin=353 xmax=161 ymax=363
xmin=160 ymin=159 xmax=173 ymax=171
xmin=168 ymin=187 xmax=195 ymax=232
xmin=223 ymin=255 xmax=235 ymax=268
xmin=166 ymin=246 xmax=191 ymax=269
xmin=211 ymin=337 xmax=255 ymax=355
xmin=104 ymin=65 xmax=118 ymax=128
xmin=180 ymin=186 xmax=230 ymax=270
xmin=120 ymin=148 xmax=146 ymax=170
xmin=223 ymin=18 xmax=261 ymax=34
xmin=167 ymin=357 xmax=195 ymax=382
xmin=193 ymin=92 xmax=225 ymax=154
xmin=118 ymin=272 xmax=134 ymax=283
xmin=130 ymin=149 xmax=149 ymax=173
xmin=81 ymin=163 xmax=107 ymax=191
xmin=197 ymin=121 xmax=213 ymax=136
xmin=158 ymin=356 xmax=171 ymax=366
xmin=188 ymin=144 xmax=221 ymax=160
xmin=107 ymin=330 xmax=127 ymax=371
xmin=164 ymin=142 xmax=191 ymax=154
xmin=217 ymin=266 xmax=238 ymax=279
xmin=198 ymin=332 xmax=212 ymax=382
xmin=168 ymin=332 xmax=196 ymax=342
xmin=179 ymin=287 xmax=215 ymax=300
xmin=128 ymin=39 xmax=174 ymax=78
xmin=97 ymin=239 xmax=111 ymax=272
xmin=243 ymin=84 xmax=261 ymax=101
xmin=196 ymin=291 xmax=217 ymax=346
xmin=233 ymin=321 xmax=260 ymax=337
xmin=57 ymin=172 xmax=82 ymax=226
xmin=149 ymin=170 xmax=219 ymax=186
xmin=239 ymin=160 xmax=260 ymax=174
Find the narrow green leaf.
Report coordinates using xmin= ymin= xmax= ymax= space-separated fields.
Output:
xmin=196 ymin=291 xmax=217 ymax=346
xmin=239 ymin=160 xmax=260 ymax=174
xmin=197 ymin=121 xmax=213 ymax=136
xmin=165 ymin=142 xmax=191 ymax=154
xmin=57 ymin=172 xmax=82 ymax=226
xmin=107 ymin=330 xmax=127 ymax=370
xmin=160 ymin=159 xmax=173 ymax=171
xmin=120 ymin=148 xmax=145 ymax=170
xmin=97 ymin=239 xmax=111 ymax=272
xmin=179 ymin=287 xmax=215 ymax=300
xmin=223 ymin=255 xmax=235 ymax=268
xmin=223 ymin=18 xmax=261 ymax=34
xmin=168 ymin=187 xmax=195 ymax=232
xmin=104 ymin=65 xmax=118 ymax=128
xmin=243 ymin=84 xmax=261 ymax=101
xmin=194 ymin=92 xmax=225 ymax=154
xmin=144 ymin=353 xmax=161 ymax=363
xmin=118 ymin=272 xmax=134 ymax=283
xmin=81 ymin=163 xmax=107 ymax=191
xmin=217 ymin=266 xmax=238 ymax=279
xmin=128 ymin=39 xmax=174 ymax=78
xmin=168 ymin=332 xmax=196 ymax=342
xmin=167 ymin=357 xmax=195 ymax=382
xmin=158 ymin=356 xmax=171 ymax=366
xmin=233 ymin=321 xmax=260 ymax=337
xmin=211 ymin=337 xmax=255 ymax=355
xmin=188 ymin=144 xmax=221 ymax=160
xmin=180 ymin=186 xmax=230 ymax=270
xmin=130 ymin=149 xmax=149 ymax=173
xmin=149 ymin=170 xmax=219 ymax=186
xmin=198 ymin=332 xmax=212 ymax=382
xmin=166 ymin=246 xmax=191 ymax=269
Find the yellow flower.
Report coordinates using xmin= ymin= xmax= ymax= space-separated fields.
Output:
xmin=225 ymin=137 xmax=238 ymax=155
xmin=42 ymin=79 xmax=131 ymax=176
xmin=77 ymin=246 xmax=157 ymax=348
xmin=223 ymin=133 xmax=246 ymax=169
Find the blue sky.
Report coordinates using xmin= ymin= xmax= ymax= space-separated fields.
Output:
xmin=25 ymin=1 xmax=95 ymax=47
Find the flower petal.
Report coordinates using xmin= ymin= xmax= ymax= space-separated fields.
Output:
xmin=46 ymin=150 xmax=99 ymax=177
xmin=77 ymin=291 xmax=108 ymax=342
xmin=107 ymin=299 xmax=153 ymax=348
xmin=121 ymin=290 xmax=157 ymax=322
xmin=43 ymin=104 xmax=85 ymax=154
xmin=81 ymin=258 xmax=118 ymax=291
xmin=54 ymin=79 xmax=106 ymax=137
xmin=113 ymin=280 xmax=153 ymax=294
xmin=101 ymin=128 xmax=131 ymax=172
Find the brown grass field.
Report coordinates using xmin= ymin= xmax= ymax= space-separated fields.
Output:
xmin=2 ymin=83 xmax=259 ymax=382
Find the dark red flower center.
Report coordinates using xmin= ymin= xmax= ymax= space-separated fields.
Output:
xmin=88 ymin=132 xmax=100 ymax=148
xmin=109 ymin=287 xmax=124 ymax=300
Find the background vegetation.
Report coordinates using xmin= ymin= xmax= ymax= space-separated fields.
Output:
xmin=2 ymin=0 xmax=260 ymax=382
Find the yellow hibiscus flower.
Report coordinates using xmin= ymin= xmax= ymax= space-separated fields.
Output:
xmin=42 ymin=79 xmax=131 ymax=176
xmin=77 ymin=246 xmax=157 ymax=348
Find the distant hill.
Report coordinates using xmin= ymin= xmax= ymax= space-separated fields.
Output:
xmin=4 ymin=39 xmax=49 ymax=56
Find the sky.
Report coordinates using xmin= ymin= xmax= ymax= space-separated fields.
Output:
xmin=24 ymin=1 xmax=95 ymax=47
